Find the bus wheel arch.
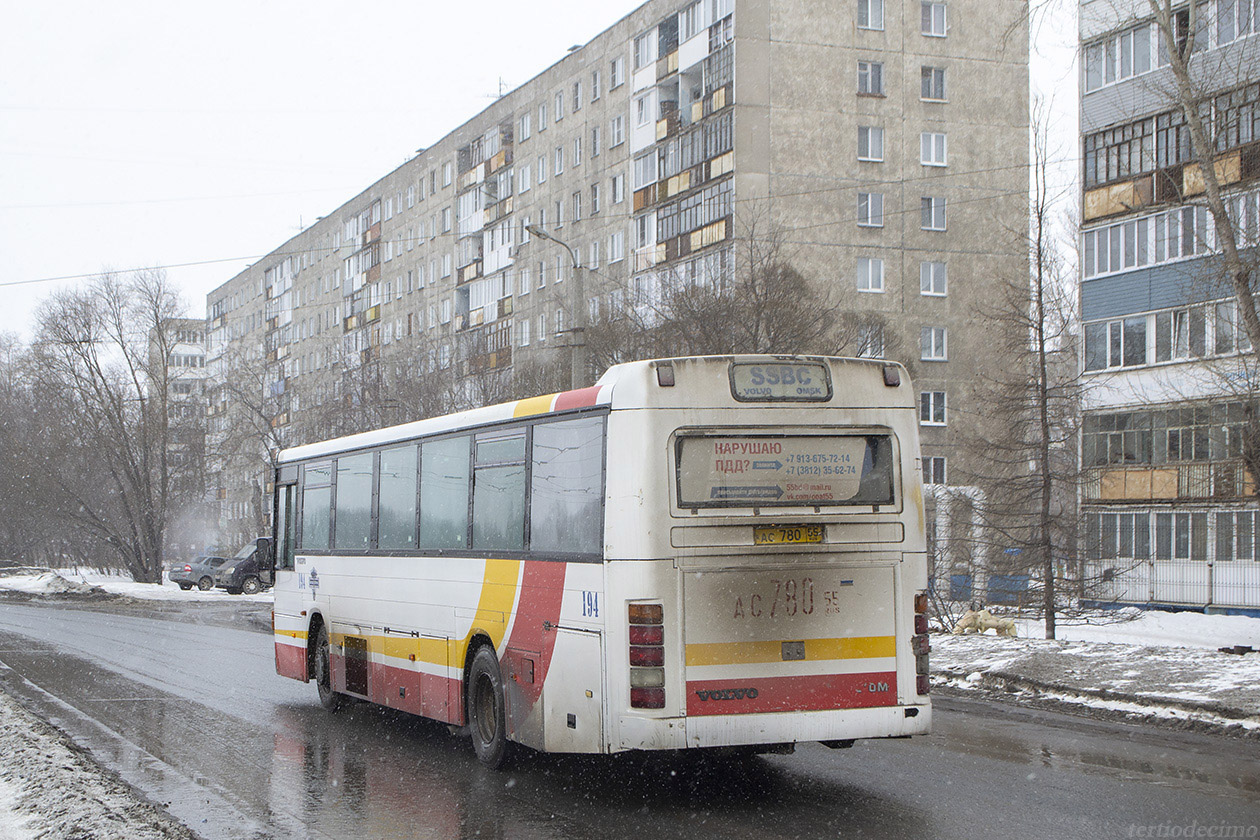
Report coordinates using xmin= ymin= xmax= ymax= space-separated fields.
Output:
xmin=464 ymin=639 xmax=515 ymax=769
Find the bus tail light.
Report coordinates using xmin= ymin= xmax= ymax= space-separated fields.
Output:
xmin=629 ymin=602 xmax=665 ymax=709
xmin=913 ymin=590 xmax=930 ymax=695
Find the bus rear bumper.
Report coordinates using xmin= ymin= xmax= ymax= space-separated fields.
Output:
xmin=617 ymin=703 xmax=931 ymax=752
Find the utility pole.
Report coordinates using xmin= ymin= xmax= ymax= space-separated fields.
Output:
xmin=526 ymin=225 xmax=587 ymax=390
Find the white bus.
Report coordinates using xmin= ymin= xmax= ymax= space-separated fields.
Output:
xmin=271 ymin=355 xmax=931 ymax=767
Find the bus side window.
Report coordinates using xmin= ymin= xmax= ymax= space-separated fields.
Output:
xmin=530 ymin=417 xmax=605 ymax=556
xmin=420 ymin=436 xmax=471 ymax=550
xmin=472 ymin=432 xmax=526 ymax=552
xmin=334 ymin=453 xmax=375 ymax=550
xmin=378 ymin=445 xmax=419 ymax=550
xmin=276 ymin=484 xmax=297 ymax=570
xmin=300 ymin=462 xmax=333 ymax=551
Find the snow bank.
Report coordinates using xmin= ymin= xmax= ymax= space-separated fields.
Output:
xmin=0 ymin=569 xmax=273 ymax=603
xmin=934 ymin=613 xmax=1260 ymax=736
xmin=0 ymin=690 xmax=197 ymax=839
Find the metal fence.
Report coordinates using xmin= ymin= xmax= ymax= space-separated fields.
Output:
xmin=1086 ymin=558 xmax=1260 ymax=610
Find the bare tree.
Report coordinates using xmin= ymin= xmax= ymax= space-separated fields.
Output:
xmin=958 ymin=105 xmax=1084 ymax=639
xmin=27 ymin=271 xmax=201 ymax=582
xmin=585 ymin=213 xmax=898 ymax=368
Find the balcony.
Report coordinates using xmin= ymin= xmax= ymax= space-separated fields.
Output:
xmin=1084 ymin=460 xmax=1256 ymax=502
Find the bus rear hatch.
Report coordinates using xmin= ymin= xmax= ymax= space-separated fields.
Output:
xmin=681 ymin=564 xmax=899 ymax=717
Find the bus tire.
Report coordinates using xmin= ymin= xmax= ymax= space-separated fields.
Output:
xmin=314 ymin=624 xmax=342 ymax=712
xmin=467 ymin=646 xmax=514 ymax=769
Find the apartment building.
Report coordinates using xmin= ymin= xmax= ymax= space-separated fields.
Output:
xmin=205 ymin=0 xmax=1029 ymax=552
xmin=1079 ymin=0 xmax=1260 ymax=610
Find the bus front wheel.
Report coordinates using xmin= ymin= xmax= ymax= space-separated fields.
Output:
xmin=467 ymin=646 xmax=514 ymax=769
xmin=314 ymin=624 xmax=341 ymax=712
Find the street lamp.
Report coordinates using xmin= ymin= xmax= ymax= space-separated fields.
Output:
xmin=525 ymin=225 xmax=587 ymax=390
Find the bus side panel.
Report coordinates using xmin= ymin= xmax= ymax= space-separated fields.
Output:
xmin=273 ymin=569 xmax=314 ymax=682
xmin=501 ymin=561 xmax=605 ymax=753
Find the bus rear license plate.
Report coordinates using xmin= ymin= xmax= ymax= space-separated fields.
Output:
xmin=754 ymin=526 xmax=823 ymax=546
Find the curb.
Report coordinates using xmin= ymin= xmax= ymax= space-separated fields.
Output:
xmin=932 ymin=669 xmax=1260 ymax=740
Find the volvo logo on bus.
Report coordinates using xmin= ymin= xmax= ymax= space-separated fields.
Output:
xmin=695 ymin=687 xmax=760 ymax=702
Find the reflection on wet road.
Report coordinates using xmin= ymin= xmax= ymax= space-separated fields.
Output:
xmin=0 ymin=602 xmax=1257 ymax=840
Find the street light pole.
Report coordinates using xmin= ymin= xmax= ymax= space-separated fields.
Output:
xmin=525 ymin=225 xmax=587 ymax=390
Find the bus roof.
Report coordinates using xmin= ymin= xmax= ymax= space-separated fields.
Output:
xmin=277 ymin=355 xmax=911 ymax=464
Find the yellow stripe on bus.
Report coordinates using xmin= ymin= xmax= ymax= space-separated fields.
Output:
xmin=513 ymin=394 xmax=556 ymax=417
xmin=275 ymin=629 xmax=308 ymax=641
xmin=468 ymin=558 xmax=521 ymax=650
xmin=381 ymin=635 xmax=450 ymax=665
xmin=684 ymin=636 xmax=897 ymax=667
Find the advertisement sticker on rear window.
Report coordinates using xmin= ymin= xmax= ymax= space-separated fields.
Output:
xmin=730 ymin=362 xmax=831 ymax=402
xmin=676 ymin=435 xmax=896 ymax=508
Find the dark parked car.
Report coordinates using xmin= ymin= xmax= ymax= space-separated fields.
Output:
xmin=214 ymin=538 xmax=273 ymax=595
xmin=168 ymin=555 xmax=230 ymax=591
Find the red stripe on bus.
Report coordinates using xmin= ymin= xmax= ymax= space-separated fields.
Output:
xmin=553 ymin=386 xmax=602 ymax=412
xmin=685 ymin=671 xmax=898 ymax=716
xmin=275 ymin=642 xmax=308 ymax=682
xmin=368 ymin=661 xmax=458 ymax=723
xmin=502 ymin=560 xmax=568 ymax=707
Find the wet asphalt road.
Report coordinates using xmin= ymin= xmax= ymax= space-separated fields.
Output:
xmin=0 ymin=600 xmax=1257 ymax=840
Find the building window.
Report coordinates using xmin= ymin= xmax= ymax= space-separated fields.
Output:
xmin=519 ymin=319 xmax=531 ymax=346
xmin=921 ymin=1 xmax=947 ymax=36
xmin=572 ymin=81 xmax=582 ymax=112
xmin=554 ymin=92 xmax=565 ymax=122
xmin=858 ymin=126 xmax=884 ymax=161
xmin=592 ymin=69 xmax=602 ymax=101
xmin=921 ymin=132 xmax=947 ymax=166
xmin=920 ymin=261 xmax=947 ymax=296
xmin=920 ymin=391 xmax=947 ymax=425
xmin=520 ymin=112 xmax=532 ymax=142
xmin=858 ymin=0 xmax=884 ymax=30
xmin=610 ymin=231 xmax=626 ymax=262
xmin=921 ymin=326 xmax=947 ymax=360
xmin=1084 ymin=23 xmax=1153 ymax=93
xmin=555 ymin=146 xmax=565 ymax=176
xmin=857 ymin=257 xmax=884 ymax=292
xmin=610 ymin=115 xmax=626 ymax=147
xmin=538 ymin=103 xmax=548 ymax=130
xmin=857 ymin=192 xmax=885 ymax=227
xmin=612 ymin=174 xmax=626 ymax=204
xmin=921 ymin=66 xmax=946 ymax=100
xmin=572 ymin=191 xmax=583 ymax=222
xmin=537 ymin=155 xmax=547 ymax=184
xmin=442 ymin=162 xmax=452 ymax=187
xmin=634 ymin=32 xmax=654 ymax=70
xmin=858 ymin=60 xmax=885 ymax=95
xmin=921 ymin=197 xmax=947 ymax=230
xmin=1083 ymin=316 xmax=1148 ymax=371
xmin=610 ymin=56 xmax=626 ymax=89
xmin=591 ymin=183 xmax=602 ymax=214
xmin=923 ymin=456 xmax=947 ymax=485
xmin=636 ymin=95 xmax=652 ymax=126
xmin=591 ymin=126 xmax=602 ymax=157
xmin=856 ymin=323 xmax=885 ymax=358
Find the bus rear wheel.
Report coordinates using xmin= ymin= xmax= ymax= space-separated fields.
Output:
xmin=467 ymin=646 xmax=514 ymax=769
xmin=314 ymin=624 xmax=341 ymax=712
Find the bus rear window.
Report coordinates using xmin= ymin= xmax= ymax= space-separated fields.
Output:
xmin=676 ymin=434 xmax=895 ymax=508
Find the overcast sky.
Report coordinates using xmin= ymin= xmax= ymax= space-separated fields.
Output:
xmin=0 ymin=0 xmax=1076 ymax=342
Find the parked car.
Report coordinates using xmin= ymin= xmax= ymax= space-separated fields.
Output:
xmin=214 ymin=537 xmax=273 ymax=595
xmin=168 ymin=555 xmax=230 ymax=591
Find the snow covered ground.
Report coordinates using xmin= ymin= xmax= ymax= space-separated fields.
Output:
xmin=0 ymin=688 xmax=197 ymax=840
xmin=934 ymin=609 xmax=1260 ymax=735
xmin=0 ymin=567 xmax=273 ymax=604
